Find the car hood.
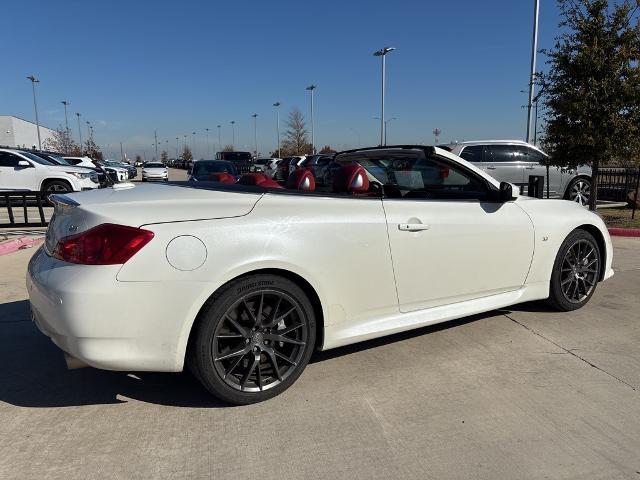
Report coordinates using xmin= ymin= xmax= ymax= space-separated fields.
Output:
xmin=57 ymin=183 xmax=263 ymax=228
xmin=45 ymin=164 xmax=96 ymax=174
xmin=143 ymin=167 xmax=167 ymax=171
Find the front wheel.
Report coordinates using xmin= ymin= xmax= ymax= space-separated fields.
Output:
xmin=547 ymin=229 xmax=601 ymax=311
xmin=189 ymin=274 xmax=316 ymax=404
xmin=566 ymin=177 xmax=591 ymax=206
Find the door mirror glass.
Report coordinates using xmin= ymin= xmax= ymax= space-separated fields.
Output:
xmin=17 ymin=160 xmax=32 ymax=168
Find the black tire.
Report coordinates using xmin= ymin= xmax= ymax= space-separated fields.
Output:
xmin=42 ymin=180 xmax=72 ymax=194
xmin=142 ymin=178 xmax=147 ymax=182
xmin=189 ymin=274 xmax=316 ymax=405
xmin=547 ymin=229 xmax=601 ymax=311
xmin=565 ymin=176 xmax=591 ymax=206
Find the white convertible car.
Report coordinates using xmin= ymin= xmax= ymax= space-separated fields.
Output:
xmin=27 ymin=146 xmax=614 ymax=404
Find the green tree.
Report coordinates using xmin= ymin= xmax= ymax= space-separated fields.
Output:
xmin=539 ymin=0 xmax=640 ymax=210
xmin=282 ymin=108 xmax=312 ymax=155
xmin=181 ymin=145 xmax=193 ymax=162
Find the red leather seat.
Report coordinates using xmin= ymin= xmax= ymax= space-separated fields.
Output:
xmin=207 ymin=172 xmax=236 ymax=183
xmin=287 ymin=169 xmax=315 ymax=191
xmin=237 ymin=173 xmax=284 ymax=189
xmin=332 ymin=165 xmax=370 ymax=194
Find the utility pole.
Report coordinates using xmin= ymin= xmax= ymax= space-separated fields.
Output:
xmin=205 ymin=128 xmax=210 ymax=157
xmin=273 ymin=102 xmax=281 ymax=158
xmin=217 ymin=125 xmax=222 ymax=154
xmin=373 ymin=47 xmax=395 ymax=146
xmin=26 ymin=76 xmax=42 ymax=150
xmin=120 ymin=142 xmax=124 ymax=162
xmin=230 ymin=121 xmax=235 ymax=148
xmin=306 ymin=85 xmax=316 ymax=154
xmin=252 ymin=114 xmax=258 ymax=158
xmin=526 ymin=0 xmax=540 ymax=143
xmin=154 ymin=130 xmax=158 ymax=161
xmin=61 ymin=100 xmax=70 ymax=153
xmin=76 ymin=113 xmax=83 ymax=154
xmin=176 ymin=137 xmax=180 ymax=158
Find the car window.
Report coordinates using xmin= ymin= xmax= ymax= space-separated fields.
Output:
xmin=341 ymin=149 xmax=489 ymax=201
xmin=0 ymin=152 xmax=21 ymax=167
xmin=524 ymin=147 xmax=546 ymax=163
xmin=459 ymin=145 xmax=483 ymax=163
xmin=20 ymin=151 xmax=55 ymax=165
xmin=486 ymin=145 xmax=517 ymax=163
xmin=318 ymin=158 xmax=331 ymax=166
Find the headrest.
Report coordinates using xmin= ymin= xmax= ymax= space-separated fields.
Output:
xmin=238 ymin=173 xmax=284 ymax=189
xmin=332 ymin=165 xmax=370 ymax=194
xmin=287 ymin=169 xmax=315 ymax=191
xmin=207 ymin=172 xmax=236 ymax=183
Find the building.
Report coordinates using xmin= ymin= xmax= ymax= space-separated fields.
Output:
xmin=0 ymin=115 xmax=56 ymax=149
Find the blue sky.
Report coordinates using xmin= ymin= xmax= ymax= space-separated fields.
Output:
xmin=3 ymin=0 xmax=561 ymax=159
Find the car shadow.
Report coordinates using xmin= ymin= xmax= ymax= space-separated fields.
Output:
xmin=0 ymin=298 xmax=549 ymax=409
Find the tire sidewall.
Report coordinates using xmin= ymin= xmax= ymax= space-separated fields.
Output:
xmin=193 ymin=274 xmax=316 ymax=405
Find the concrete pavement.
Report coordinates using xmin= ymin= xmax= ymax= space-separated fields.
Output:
xmin=0 ymin=238 xmax=639 ymax=479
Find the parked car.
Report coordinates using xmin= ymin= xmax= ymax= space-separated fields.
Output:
xmin=105 ymin=160 xmax=137 ymax=179
xmin=63 ymin=156 xmax=127 ymax=184
xmin=142 ymin=162 xmax=168 ymax=182
xmin=215 ymin=151 xmax=253 ymax=174
xmin=0 ymin=148 xmax=99 ymax=193
xmin=274 ymin=155 xmax=307 ymax=182
xmin=27 ymin=145 xmax=613 ymax=405
xmin=30 ymin=151 xmax=108 ymax=188
xmin=251 ymin=158 xmax=281 ymax=175
xmin=189 ymin=160 xmax=237 ymax=181
xmin=444 ymin=141 xmax=593 ymax=205
xmin=299 ymin=154 xmax=336 ymax=185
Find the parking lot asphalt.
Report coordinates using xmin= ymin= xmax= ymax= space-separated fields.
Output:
xmin=1 ymin=237 xmax=639 ymax=479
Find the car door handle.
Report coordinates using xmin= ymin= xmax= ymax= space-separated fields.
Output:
xmin=398 ymin=223 xmax=430 ymax=232
xmin=525 ymin=166 xmax=535 ymax=170
xmin=486 ymin=166 xmax=496 ymax=170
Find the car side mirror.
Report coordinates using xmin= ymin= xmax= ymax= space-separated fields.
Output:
xmin=17 ymin=160 xmax=32 ymax=168
xmin=498 ymin=181 xmax=515 ymax=202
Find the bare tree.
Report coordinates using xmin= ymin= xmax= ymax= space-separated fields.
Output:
xmin=282 ymin=108 xmax=311 ymax=155
xmin=181 ymin=145 xmax=193 ymax=162
xmin=42 ymin=125 xmax=77 ymax=154
xmin=223 ymin=144 xmax=235 ymax=152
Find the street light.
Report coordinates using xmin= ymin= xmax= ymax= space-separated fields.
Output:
xmin=205 ymin=128 xmax=210 ymax=157
xmin=192 ymin=131 xmax=197 ymax=157
xmin=526 ymin=0 xmax=540 ymax=143
xmin=273 ymin=102 xmax=281 ymax=158
xmin=230 ymin=121 xmax=235 ymax=148
xmin=61 ymin=100 xmax=70 ymax=153
xmin=26 ymin=75 xmax=42 ymax=150
xmin=217 ymin=125 xmax=221 ymax=154
xmin=374 ymin=116 xmax=396 ymax=145
xmin=306 ymin=85 xmax=316 ymax=154
xmin=251 ymin=114 xmax=258 ymax=158
xmin=176 ymin=137 xmax=180 ymax=158
xmin=76 ymin=113 xmax=83 ymax=153
xmin=373 ymin=47 xmax=395 ymax=146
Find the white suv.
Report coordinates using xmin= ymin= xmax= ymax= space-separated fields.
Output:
xmin=0 ymin=149 xmax=99 ymax=193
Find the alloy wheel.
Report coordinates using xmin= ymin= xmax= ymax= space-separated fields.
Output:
xmin=570 ymin=179 xmax=590 ymax=205
xmin=47 ymin=183 xmax=70 ymax=192
xmin=211 ymin=290 xmax=308 ymax=392
xmin=560 ymin=239 xmax=599 ymax=304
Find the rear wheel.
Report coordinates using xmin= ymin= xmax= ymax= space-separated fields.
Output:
xmin=547 ymin=229 xmax=601 ymax=311
xmin=566 ymin=177 xmax=591 ymax=206
xmin=189 ymin=274 xmax=316 ymax=404
xmin=43 ymin=180 xmax=72 ymax=194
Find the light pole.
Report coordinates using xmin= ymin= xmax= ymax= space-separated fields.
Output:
xmin=76 ymin=113 xmax=83 ymax=153
xmin=373 ymin=47 xmax=395 ymax=147
xmin=205 ymin=128 xmax=210 ymax=157
xmin=176 ymin=137 xmax=180 ymax=158
xmin=61 ymin=100 xmax=70 ymax=153
xmin=252 ymin=114 xmax=258 ymax=158
xmin=273 ymin=102 xmax=281 ymax=158
xmin=230 ymin=121 xmax=235 ymax=148
xmin=184 ymin=134 xmax=188 ymax=155
xmin=26 ymin=75 xmax=42 ymax=150
xmin=217 ymin=125 xmax=221 ymax=154
xmin=306 ymin=85 xmax=316 ymax=154
xmin=526 ymin=0 xmax=540 ymax=144
xmin=374 ymin=117 xmax=396 ymax=145
xmin=120 ymin=142 xmax=124 ymax=162
xmin=154 ymin=130 xmax=159 ymax=161
xmin=192 ymin=131 xmax=197 ymax=157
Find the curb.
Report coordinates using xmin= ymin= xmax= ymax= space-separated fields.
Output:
xmin=608 ymin=228 xmax=640 ymax=238
xmin=0 ymin=236 xmax=45 ymax=256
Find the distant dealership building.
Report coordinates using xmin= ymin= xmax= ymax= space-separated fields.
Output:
xmin=0 ymin=115 xmax=56 ymax=149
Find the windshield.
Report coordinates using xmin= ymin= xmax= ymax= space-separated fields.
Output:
xmin=47 ymin=154 xmax=71 ymax=165
xmin=192 ymin=161 xmax=237 ymax=177
xmin=20 ymin=151 xmax=55 ymax=165
xmin=145 ymin=163 xmax=165 ymax=168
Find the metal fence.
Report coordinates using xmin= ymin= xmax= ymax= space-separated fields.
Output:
xmin=597 ymin=168 xmax=640 ymax=203
xmin=0 ymin=191 xmax=49 ymax=228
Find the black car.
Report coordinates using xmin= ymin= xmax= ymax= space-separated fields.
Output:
xmin=299 ymin=154 xmax=336 ymax=185
xmin=215 ymin=151 xmax=252 ymax=174
xmin=189 ymin=160 xmax=238 ymax=181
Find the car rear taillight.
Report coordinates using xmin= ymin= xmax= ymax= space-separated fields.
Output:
xmin=53 ymin=223 xmax=154 ymax=265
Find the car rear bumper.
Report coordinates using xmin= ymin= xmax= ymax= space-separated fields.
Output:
xmin=26 ymin=247 xmax=204 ymax=372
